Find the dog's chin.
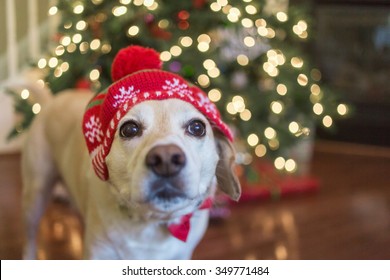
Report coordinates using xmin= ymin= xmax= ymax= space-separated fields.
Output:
xmin=146 ymin=182 xmax=189 ymax=212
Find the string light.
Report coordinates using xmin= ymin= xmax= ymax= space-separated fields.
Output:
xmin=76 ymin=20 xmax=87 ymax=30
xmin=64 ymin=22 xmax=72 ymax=29
xmin=271 ymin=101 xmax=284 ymax=114
xmin=61 ymin=36 xmax=71 ymax=46
xmin=126 ymin=26 xmax=139 ymax=36
xmin=232 ymin=95 xmax=245 ymax=112
xmin=257 ymin=26 xmax=268 ymax=37
xmin=255 ymin=144 xmax=267 ymax=157
xmin=48 ymin=6 xmax=58 ymax=16
xmin=143 ymin=0 xmax=154 ymax=7
xmin=197 ymin=42 xmax=209 ymax=52
xmin=285 ymin=159 xmax=297 ymax=173
xmin=288 ymin=121 xmax=300 ymax=134
xmin=237 ymin=54 xmax=249 ymax=66
xmin=48 ymin=57 xmax=58 ymax=68
xmin=247 ymin=133 xmax=259 ymax=146
xmin=310 ymin=92 xmax=323 ymax=103
xmin=263 ymin=62 xmax=279 ymax=77
xmin=217 ymin=0 xmax=228 ymax=6
xmin=197 ymin=74 xmax=210 ymax=87
xmin=293 ymin=20 xmax=309 ymax=39
xmin=241 ymin=18 xmax=253 ymax=28
xmin=291 ymin=57 xmax=303 ymax=68
xmin=297 ymin=74 xmax=308 ymax=86
xmin=245 ymin=5 xmax=257 ymax=15
xmin=266 ymin=28 xmax=276 ymax=38
xmin=255 ymin=18 xmax=267 ymax=27
xmin=208 ymin=67 xmax=220 ymax=78
xmin=146 ymin=1 xmax=158 ymax=11
xmin=227 ymin=7 xmax=241 ymax=23
xmin=264 ymin=127 xmax=276 ymax=139
xmin=89 ymin=69 xmax=100 ymax=81
xmin=196 ymin=34 xmax=209 ymax=44
xmin=313 ymin=103 xmax=324 ymax=115
xmin=244 ymin=36 xmax=255 ymax=47
xmin=112 ymin=6 xmax=127 ymax=17
xmin=133 ymin=0 xmax=143 ymax=6
xmin=54 ymin=46 xmax=65 ymax=56
xmin=73 ymin=3 xmax=84 ymax=14
xmin=311 ymin=69 xmax=322 ymax=81
xmin=276 ymin=84 xmax=287 ymax=96
xmin=203 ymin=59 xmax=216 ymax=70
xmin=101 ymin=43 xmax=112 ymax=54
xmin=60 ymin=62 xmax=69 ymax=72
xmin=208 ymin=89 xmax=222 ymax=102
xmin=276 ymin=12 xmax=288 ymax=22
xmin=67 ymin=43 xmax=77 ymax=53
xmin=210 ymin=2 xmax=222 ymax=12
xmin=79 ymin=42 xmax=89 ymax=53
xmin=322 ymin=115 xmax=333 ymax=127
xmin=170 ymin=45 xmax=182 ymax=56
xmin=72 ymin=34 xmax=82 ymax=44
xmin=226 ymin=102 xmax=236 ymax=115
xmin=198 ymin=34 xmax=211 ymax=44
xmin=160 ymin=51 xmax=172 ymax=62
xmin=337 ymin=104 xmax=348 ymax=116
xmin=274 ymin=157 xmax=285 ymax=170
xmin=54 ymin=68 xmax=63 ymax=78
xmin=268 ymin=139 xmax=280 ymax=150
xmin=310 ymin=84 xmax=321 ymax=95
xmin=301 ymin=127 xmax=311 ymax=136
xmin=36 ymin=79 xmax=45 ymax=88
xmin=298 ymin=20 xmax=308 ymax=31
xmin=240 ymin=109 xmax=252 ymax=121
xmin=37 ymin=58 xmax=47 ymax=69
xmin=180 ymin=36 xmax=193 ymax=47
xmin=90 ymin=39 xmax=101 ymax=50
xmin=158 ymin=19 xmax=169 ymax=28
xmin=20 ymin=89 xmax=30 ymax=100
xmin=32 ymin=103 xmax=41 ymax=114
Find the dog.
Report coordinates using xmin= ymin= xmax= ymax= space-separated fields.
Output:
xmin=22 ymin=90 xmax=240 ymax=259
xmin=22 ymin=46 xmax=241 ymax=259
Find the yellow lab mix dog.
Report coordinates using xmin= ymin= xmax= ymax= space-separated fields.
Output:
xmin=22 ymin=46 xmax=240 ymax=259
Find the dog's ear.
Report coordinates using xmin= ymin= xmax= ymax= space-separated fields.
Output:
xmin=214 ymin=131 xmax=241 ymax=201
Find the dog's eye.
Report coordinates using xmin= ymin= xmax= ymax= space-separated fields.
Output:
xmin=186 ymin=120 xmax=206 ymax=138
xmin=119 ymin=121 xmax=141 ymax=138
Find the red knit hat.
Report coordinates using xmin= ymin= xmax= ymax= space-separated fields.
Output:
xmin=83 ymin=45 xmax=233 ymax=181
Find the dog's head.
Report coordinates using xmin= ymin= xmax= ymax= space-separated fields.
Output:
xmin=82 ymin=45 xmax=240 ymax=220
xmin=105 ymin=99 xmax=240 ymax=219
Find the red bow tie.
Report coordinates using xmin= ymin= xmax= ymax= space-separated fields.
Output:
xmin=167 ymin=197 xmax=213 ymax=242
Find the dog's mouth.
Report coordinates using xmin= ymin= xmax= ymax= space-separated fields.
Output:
xmin=147 ymin=179 xmax=187 ymax=204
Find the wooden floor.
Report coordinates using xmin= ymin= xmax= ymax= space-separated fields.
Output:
xmin=1 ymin=141 xmax=390 ymax=260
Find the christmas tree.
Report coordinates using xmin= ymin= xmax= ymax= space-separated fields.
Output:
xmin=12 ymin=0 xmax=349 ymax=173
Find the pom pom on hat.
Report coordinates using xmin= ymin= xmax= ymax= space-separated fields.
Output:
xmin=111 ymin=45 xmax=162 ymax=82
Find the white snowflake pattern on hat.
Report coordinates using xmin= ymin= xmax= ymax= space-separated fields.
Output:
xmin=197 ymin=92 xmax=218 ymax=117
xmin=85 ymin=115 xmax=104 ymax=144
xmin=112 ymin=86 xmax=140 ymax=108
xmin=162 ymin=78 xmax=192 ymax=97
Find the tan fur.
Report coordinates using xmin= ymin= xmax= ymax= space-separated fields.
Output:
xmin=22 ymin=90 xmax=240 ymax=259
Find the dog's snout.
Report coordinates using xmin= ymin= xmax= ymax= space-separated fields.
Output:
xmin=145 ymin=144 xmax=186 ymax=177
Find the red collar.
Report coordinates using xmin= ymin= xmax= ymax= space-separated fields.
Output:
xmin=167 ymin=197 xmax=213 ymax=242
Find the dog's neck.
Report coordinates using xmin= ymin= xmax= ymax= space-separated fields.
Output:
xmin=117 ymin=196 xmax=213 ymax=242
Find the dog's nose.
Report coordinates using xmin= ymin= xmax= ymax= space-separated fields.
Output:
xmin=145 ymin=144 xmax=186 ymax=177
